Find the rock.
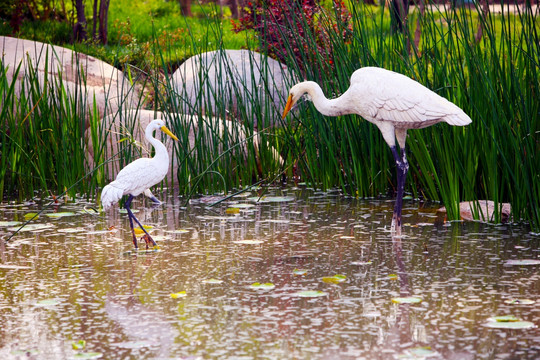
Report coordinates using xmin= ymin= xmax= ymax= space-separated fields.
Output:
xmin=86 ymin=109 xmax=281 ymax=184
xmin=0 ymin=36 xmax=140 ymax=126
xmin=171 ymin=49 xmax=296 ymax=128
xmin=438 ymin=200 xmax=512 ymax=223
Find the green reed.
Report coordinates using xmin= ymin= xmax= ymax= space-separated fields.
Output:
xmin=257 ymin=2 xmax=538 ymax=229
xmin=1 ymin=1 xmax=538 ymax=231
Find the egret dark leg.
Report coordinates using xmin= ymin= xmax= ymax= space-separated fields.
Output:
xmin=390 ymin=146 xmax=409 ymax=232
xmin=125 ymin=195 xmax=158 ymax=249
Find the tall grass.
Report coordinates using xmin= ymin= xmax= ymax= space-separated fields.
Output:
xmin=261 ymin=2 xmax=539 ymax=229
xmin=0 ymin=2 xmax=538 ymax=231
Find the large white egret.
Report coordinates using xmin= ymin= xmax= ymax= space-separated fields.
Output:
xmin=282 ymin=67 xmax=472 ymax=233
xmin=101 ymin=119 xmax=178 ymax=249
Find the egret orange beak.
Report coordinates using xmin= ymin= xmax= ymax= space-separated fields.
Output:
xmin=282 ymin=94 xmax=294 ymax=119
xmin=161 ymin=126 xmax=179 ymax=141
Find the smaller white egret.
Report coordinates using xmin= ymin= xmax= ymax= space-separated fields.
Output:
xmin=282 ymin=67 xmax=472 ymax=233
xmin=101 ymin=119 xmax=178 ymax=249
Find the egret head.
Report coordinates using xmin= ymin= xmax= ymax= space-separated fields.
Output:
xmin=282 ymin=82 xmax=317 ymax=119
xmin=148 ymin=119 xmax=179 ymax=141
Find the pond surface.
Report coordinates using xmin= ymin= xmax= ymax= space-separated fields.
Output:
xmin=0 ymin=188 xmax=539 ymax=359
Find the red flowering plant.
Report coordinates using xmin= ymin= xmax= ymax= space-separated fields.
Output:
xmin=232 ymin=0 xmax=352 ymax=76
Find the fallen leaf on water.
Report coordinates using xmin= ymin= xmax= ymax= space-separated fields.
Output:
xmin=322 ymin=274 xmax=347 ymax=284
xmin=72 ymin=352 xmax=103 ymax=359
xmin=249 ymin=282 xmax=275 ymax=290
xmin=24 ymin=212 xmax=39 ymax=220
xmin=233 ymin=239 xmax=263 ymax=245
xmin=45 ymin=212 xmax=77 ymax=218
xmin=225 ymin=207 xmax=240 ymax=214
xmin=294 ymin=290 xmax=328 ymax=298
xmin=202 ymin=279 xmax=223 ymax=284
xmin=391 ymin=297 xmax=422 ymax=304
xmin=0 ymin=221 xmax=23 ymax=227
xmin=170 ymin=291 xmax=187 ymax=299
xmin=134 ymin=225 xmax=153 ymax=235
xmin=504 ymin=299 xmax=535 ymax=305
xmin=72 ymin=340 xmax=86 ymax=350
xmin=484 ymin=315 xmax=535 ymax=329
xmin=504 ymin=259 xmax=540 ymax=266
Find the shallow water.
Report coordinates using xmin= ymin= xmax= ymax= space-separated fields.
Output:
xmin=0 ymin=188 xmax=538 ymax=359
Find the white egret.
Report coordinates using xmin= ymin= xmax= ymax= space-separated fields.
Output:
xmin=282 ymin=67 xmax=472 ymax=233
xmin=101 ymin=119 xmax=178 ymax=249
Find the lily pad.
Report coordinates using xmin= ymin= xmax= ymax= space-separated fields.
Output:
xmin=351 ymin=261 xmax=372 ymax=265
xmin=0 ymin=264 xmax=32 ymax=270
xmin=170 ymin=291 xmax=187 ymax=299
xmin=58 ymin=227 xmax=86 ymax=233
xmin=322 ymin=274 xmax=347 ymax=284
xmin=484 ymin=316 xmax=535 ymax=329
xmin=45 ymin=212 xmax=77 ymax=218
xmin=0 ymin=221 xmax=23 ymax=227
xmin=8 ymin=223 xmax=55 ymax=232
xmin=72 ymin=352 xmax=103 ymax=359
xmin=202 ymin=278 xmax=223 ymax=284
xmin=231 ymin=203 xmax=255 ymax=208
xmin=72 ymin=340 xmax=86 ymax=350
xmin=233 ymin=239 xmax=263 ymax=245
xmin=504 ymin=299 xmax=535 ymax=305
xmin=24 ymin=212 xmax=39 ymax=220
xmin=391 ymin=297 xmax=422 ymax=304
xmin=119 ymin=209 xmax=138 ymax=214
xmin=34 ymin=299 xmax=60 ymax=307
xmin=505 ymin=259 xmax=540 ymax=266
xmin=249 ymin=282 xmax=275 ymax=290
xmin=294 ymin=290 xmax=328 ymax=298
xmin=399 ymin=346 xmax=439 ymax=358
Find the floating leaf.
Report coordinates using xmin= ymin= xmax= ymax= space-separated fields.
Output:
xmin=45 ymin=212 xmax=77 ymax=218
xmin=504 ymin=299 xmax=535 ymax=305
xmin=35 ymin=299 xmax=60 ymax=307
xmin=505 ymin=259 xmax=540 ymax=266
xmin=293 ymin=269 xmax=308 ymax=276
xmin=294 ymin=290 xmax=328 ymax=298
xmin=231 ymin=203 xmax=254 ymax=208
xmin=322 ymin=274 xmax=347 ymax=284
xmin=391 ymin=297 xmax=422 ymax=304
xmin=0 ymin=221 xmax=23 ymax=227
xmin=170 ymin=291 xmax=187 ymax=299
xmin=72 ymin=340 xmax=86 ymax=350
xmin=233 ymin=239 xmax=263 ymax=245
xmin=11 ymin=349 xmax=39 ymax=356
xmin=8 ymin=223 xmax=55 ymax=232
xmin=24 ymin=212 xmax=39 ymax=220
xmin=249 ymin=282 xmax=275 ymax=290
xmin=399 ymin=346 xmax=439 ymax=358
xmin=388 ymin=274 xmax=398 ymax=280
xmin=225 ymin=207 xmax=240 ymax=214
xmin=134 ymin=225 xmax=153 ymax=235
xmin=58 ymin=227 xmax=86 ymax=233
xmin=202 ymin=278 xmax=223 ymax=284
xmin=72 ymin=352 xmax=103 ymax=359
xmin=264 ymin=196 xmax=295 ymax=203
xmin=490 ymin=315 xmax=520 ymax=322
xmin=167 ymin=229 xmax=189 ymax=234
xmin=119 ymin=209 xmax=138 ymax=214
xmin=484 ymin=316 xmax=535 ymax=329
xmin=0 ymin=264 xmax=32 ymax=270
xmin=351 ymin=261 xmax=372 ymax=265
xmin=247 ymin=196 xmax=295 ymax=203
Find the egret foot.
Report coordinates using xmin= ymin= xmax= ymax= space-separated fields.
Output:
xmin=141 ymin=234 xmax=157 ymax=250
